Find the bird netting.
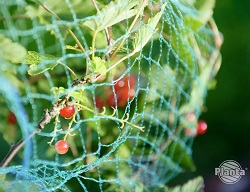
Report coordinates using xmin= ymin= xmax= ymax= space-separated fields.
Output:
xmin=0 ymin=0 xmax=222 ymax=191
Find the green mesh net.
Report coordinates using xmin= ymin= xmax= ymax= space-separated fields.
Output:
xmin=0 ymin=0 xmax=222 ymax=191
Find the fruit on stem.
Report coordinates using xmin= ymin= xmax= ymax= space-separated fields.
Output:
xmin=54 ymin=140 xmax=69 ymax=154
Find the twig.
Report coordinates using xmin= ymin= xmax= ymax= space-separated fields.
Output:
xmin=109 ymin=0 xmax=147 ymax=60
xmin=0 ymin=77 xmax=90 ymax=167
xmin=0 ymin=131 xmax=37 ymax=168
xmin=0 ymin=0 xmax=149 ymax=167
xmin=90 ymin=0 xmax=111 ymax=46
xmin=58 ymin=61 xmax=77 ymax=78
xmin=36 ymin=1 xmax=90 ymax=62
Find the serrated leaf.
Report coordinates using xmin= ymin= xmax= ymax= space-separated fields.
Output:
xmin=133 ymin=3 xmax=166 ymax=53
xmin=70 ymin=91 xmax=88 ymax=103
xmin=0 ymin=34 xmax=27 ymax=64
xmin=25 ymin=51 xmax=59 ymax=75
xmin=179 ymin=176 xmax=204 ymax=192
xmin=28 ymin=62 xmax=58 ymax=75
xmin=26 ymin=0 xmax=95 ymax=25
xmin=24 ymin=51 xmax=41 ymax=65
xmin=83 ymin=0 xmax=146 ymax=31
xmin=89 ymin=57 xmax=107 ymax=75
xmin=51 ymin=87 xmax=65 ymax=95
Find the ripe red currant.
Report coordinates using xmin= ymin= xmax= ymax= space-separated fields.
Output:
xmin=7 ymin=112 xmax=17 ymax=125
xmin=185 ymin=112 xmax=196 ymax=122
xmin=95 ymin=96 xmax=105 ymax=110
xmin=185 ymin=128 xmax=196 ymax=137
xmin=59 ymin=105 xmax=75 ymax=118
xmin=54 ymin=140 xmax=69 ymax=154
xmin=108 ymin=75 xmax=136 ymax=107
xmin=197 ymin=120 xmax=208 ymax=135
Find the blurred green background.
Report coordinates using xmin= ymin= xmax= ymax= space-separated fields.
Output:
xmin=172 ymin=0 xmax=250 ymax=191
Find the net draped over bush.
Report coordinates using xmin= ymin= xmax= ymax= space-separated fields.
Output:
xmin=0 ymin=0 xmax=222 ymax=191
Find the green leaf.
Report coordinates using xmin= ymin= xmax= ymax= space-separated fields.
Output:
xmin=183 ymin=0 xmax=215 ymax=32
xmin=96 ymin=0 xmax=112 ymax=5
xmin=89 ymin=57 xmax=107 ymax=75
xmin=178 ymin=64 xmax=213 ymax=115
xmin=0 ymin=179 xmax=43 ymax=192
xmin=184 ymin=15 xmax=204 ymax=32
xmin=24 ymin=51 xmax=59 ymax=75
xmin=0 ymin=34 xmax=27 ymax=64
xmin=132 ymin=3 xmax=166 ymax=53
xmin=180 ymin=0 xmax=196 ymax=5
xmin=24 ymin=51 xmax=41 ymax=65
xmin=178 ymin=176 xmax=204 ymax=192
xmin=28 ymin=63 xmax=58 ymax=76
xmin=194 ymin=0 xmax=215 ymax=24
xmin=51 ymin=87 xmax=65 ymax=95
xmin=26 ymin=0 xmax=95 ymax=25
xmin=141 ymin=176 xmax=204 ymax=192
xmin=83 ymin=0 xmax=146 ymax=31
xmin=70 ymin=91 xmax=88 ymax=103
xmin=167 ymin=141 xmax=196 ymax=171
xmin=170 ymin=28 xmax=197 ymax=72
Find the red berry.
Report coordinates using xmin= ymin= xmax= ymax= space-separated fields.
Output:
xmin=95 ymin=96 xmax=105 ymax=110
xmin=197 ymin=120 xmax=208 ymax=135
xmin=54 ymin=140 xmax=69 ymax=154
xmin=7 ymin=112 xmax=17 ymax=125
xmin=185 ymin=112 xmax=196 ymax=122
xmin=108 ymin=75 xmax=136 ymax=107
xmin=60 ymin=105 xmax=75 ymax=118
xmin=107 ymin=94 xmax=116 ymax=107
xmin=185 ymin=128 xmax=196 ymax=137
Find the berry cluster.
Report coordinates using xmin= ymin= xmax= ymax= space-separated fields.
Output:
xmin=184 ymin=113 xmax=208 ymax=137
xmin=50 ymin=75 xmax=137 ymax=155
xmin=95 ymin=75 xmax=136 ymax=109
xmin=48 ymin=105 xmax=76 ymax=155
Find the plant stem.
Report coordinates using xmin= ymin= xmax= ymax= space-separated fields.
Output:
xmin=0 ymin=77 xmax=91 ymax=167
xmin=37 ymin=2 xmax=89 ymax=61
xmin=0 ymin=131 xmax=37 ymax=167
xmin=58 ymin=61 xmax=77 ymax=78
xmin=90 ymin=0 xmax=111 ymax=46
xmin=92 ymin=30 xmax=98 ymax=59
xmin=109 ymin=0 xmax=147 ymax=60
xmin=93 ymin=51 xmax=135 ymax=82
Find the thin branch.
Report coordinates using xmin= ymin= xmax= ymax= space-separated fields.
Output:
xmin=0 ymin=131 xmax=37 ymax=167
xmin=0 ymin=0 xmax=149 ymax=168
xmin=90 ymin=0 xmax=111 ymax=46
xmin=58 ymin=61 xmax=77 ymax=78
xmin=109 ymin=0 xmax=147 ymax=60
xmin=93 ymin=51 xmax=135 ymax=82
xmin=36 ymin=1 xmax=90 ymax=62
xmin=0 ymin=77 xmax=90 ymax=167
